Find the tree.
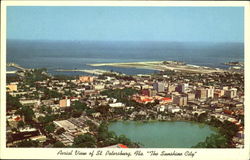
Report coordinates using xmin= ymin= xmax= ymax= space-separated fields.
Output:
xmin=6 ymin=93 xmax=23 ymax=111
xmin=95 ymin=105 xmax=110 ymax=115
xmin=86 ymin=108 xmax=96 ymax=116
xmin=45 ymin=123 xmax=55 ymax=133
xmin=72 ymin=101 xmax=87 ymax=111
xmin=73 ymin=134 xmax=97 ymax=148
xmin=41 ymin=88 xmax=62 ymax=99
xmin=72 ymin=110 xmax=82 ymax=118
xmin=197 ymin=113 xmax=208 ymax=123
xmin=86 ymin=120 xmax=98 ymax=132
xmin=16 ymin=140 xmax=39 ymax=147
xmin=39 ymin=114 xmax=57 ymax=124
xmin=193 ymin=134 xmax=228 ymax=148
xmin=53 ymin=141 xmax=65 ymax=148
xmin=221 ymin=120 xmax=239 ymax=139
xmin=16 ymin=106 xmax=34 ymax=122
xmin=17 ymin=120 xmax=25 ymax=128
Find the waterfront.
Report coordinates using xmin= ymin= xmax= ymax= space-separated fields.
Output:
xmin=108 ymin=121 xmax=217 ymax=148
xmin=89 ymin=61 xmax=224 ymax=74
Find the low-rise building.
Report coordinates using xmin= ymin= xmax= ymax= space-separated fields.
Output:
xmin=79 ymin=76 xmax=94 ymax=83
xmin=7 ymin=84 xmax=18 ymax=92
xmin=109 ymin=102 xmax=125 ymax=108
xmin=59 ymin=99 xmax=71 ymax=107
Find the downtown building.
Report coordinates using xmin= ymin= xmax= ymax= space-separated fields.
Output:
xmin=173 ymin=94 xmax=188 ymax=106
xmin=153 ymin=82 xmax=165 ymax=92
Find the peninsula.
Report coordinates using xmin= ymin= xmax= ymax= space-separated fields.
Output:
xmin=88 ymin=61 xmax=224 ymax=74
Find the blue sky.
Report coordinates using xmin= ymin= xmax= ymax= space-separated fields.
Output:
xmin=7 ymin=6 xmax=244 ymax=42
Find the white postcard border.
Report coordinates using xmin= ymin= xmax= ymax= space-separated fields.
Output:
xmin=1 ymin=1 xmax=250 ymax=160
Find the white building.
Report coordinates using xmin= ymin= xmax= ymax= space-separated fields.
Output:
xmin=109 ymin=102 xmax=125 ymax=108
xmin=207 ymin=86 xmax=214 ymax=98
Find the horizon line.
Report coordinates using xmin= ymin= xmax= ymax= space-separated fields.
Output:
xmin=6 ymin=39 xmax=244 ymax=44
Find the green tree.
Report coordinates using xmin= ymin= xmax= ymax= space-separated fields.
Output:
xmin=41 ymin=88 xmax=63 ymax=99
xmin=6 ymin=93 xmax=23 ymax=111
xmin=17 ymin=120 xmax=25 ymax=128
xmin=16 ymin=140 xmax=39 ymax=147
xmin=45 ymin=123 xmax=55 ymax=133
xmin=39 ymin=114 xmax=57 ymax=124
xmin=16 ymin=106 xmax=34 ymax=122
xmin=193 ymin=134 xmax=228 ymax=148
xmin=72 ymin=101 xmax=87 ymax=111
xmin=100 ymin=88 xmax=138 ymax=106
xmin=53 ymin=141 xmax=65 ymax=148
xmin=197 ymin=113 xmax=208 ymax=123
xmin=73 ymin=134 xmax=97 ymax=148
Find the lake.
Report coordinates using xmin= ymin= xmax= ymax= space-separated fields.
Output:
xmin=108 ymin=121 xmax=217 ymax=148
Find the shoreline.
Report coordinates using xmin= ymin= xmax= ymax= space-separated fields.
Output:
xmin=54 ymin=69 xmax=119 ymax=75
xmin=88 ymin=61 xmax=164 ymax=67
xmin=88 ymin=61 xmax=225 ymax=73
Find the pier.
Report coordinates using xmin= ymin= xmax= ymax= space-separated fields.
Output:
xmin=7 ymin=63 xmax=27 ymax=74
xmin=7 ymin=63 xmax=26 ymax=70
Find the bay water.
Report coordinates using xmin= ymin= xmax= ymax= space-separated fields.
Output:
xmin=7 ymin=40 xmax=244 ymax=75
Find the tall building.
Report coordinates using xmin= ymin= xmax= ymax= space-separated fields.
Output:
xmin=167 ymin=85 xmax=176 ymax=93
xmin=206 ymin=86 xmax=214 ymax=98
xmin=173 ymin=95 xmax=187 ymax=106
xmin=214 ymin=89 xmax=225 ymax=98
xmin=187 ymin=93 xmax=195 ymax=101
xmin=176 ymin=83 xmax=189 ymax=93
xmin=175 ymin=84 xmax=182 ymax=93
xmin=225 ymin=88 xmax=237 ymax=98
xmin=231 ymin=88 xmax=237 ymax=97
xmin=149 ymin=89 xmax=157 ymax=97
xmin=141 ymin=89 xmax=157 ymax=97
xmin=182 ymin=83 xmax=189 ymax=93
xmin=153 ymin=82 xmax=165 ymax=92
xmin=141 ymin=89 xmax=150 ymax=96
xmin=196 ymin=88 xmax=207 ymax=100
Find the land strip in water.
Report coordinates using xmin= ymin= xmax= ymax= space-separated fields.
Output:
xmin=88 ymin=61 xmax=225 ymax=74
xmin=55 ymin=69 xmax=119 ymax=75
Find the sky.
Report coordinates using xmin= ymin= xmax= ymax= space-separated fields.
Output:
xmin=7 ymin=6 xmax=244 ymax=42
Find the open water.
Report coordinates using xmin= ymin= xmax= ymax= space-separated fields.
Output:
xmin=7 ymin=40 xmax=244 ymax=75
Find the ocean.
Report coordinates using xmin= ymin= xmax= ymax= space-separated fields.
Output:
xmin=7 ymin=40 xmax=244 ymax=75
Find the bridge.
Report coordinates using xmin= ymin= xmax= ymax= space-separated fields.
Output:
xmin=7 ymin=63 xmax=26 ymax=70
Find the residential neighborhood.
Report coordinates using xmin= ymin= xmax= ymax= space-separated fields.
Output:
xmin=6 ymin=65 xmax=244 ymax=148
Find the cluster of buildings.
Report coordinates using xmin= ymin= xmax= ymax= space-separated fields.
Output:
xmin=53 ymin=117 xmax=90 ymax=146
xmin=6 ymin=68 xmax=244 ymax=148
